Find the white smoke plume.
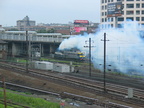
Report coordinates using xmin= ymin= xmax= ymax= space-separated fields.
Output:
xmin=58 ymin=21 xmax=144 ymax=75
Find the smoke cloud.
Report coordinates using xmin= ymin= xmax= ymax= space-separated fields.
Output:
xmin=58 ymin=21 xmax=144 ymax=75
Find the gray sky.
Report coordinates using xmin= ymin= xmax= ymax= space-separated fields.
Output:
xmin=0 ymin=0 xmax=100 ymax=26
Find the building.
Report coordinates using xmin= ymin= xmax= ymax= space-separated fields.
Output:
xmin=0 ymin=40 xmax=7 ymax=59
xmin=100 ymin=0 xmax=144 ymax=29
xmin=0 ymin=25 xmax=5 ymax=32
xmin=17 ymin=16 xmax=36 ymax=31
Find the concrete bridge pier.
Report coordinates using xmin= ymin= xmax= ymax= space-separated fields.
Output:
xmin=12 ymin=43 xmax=19 ymax=57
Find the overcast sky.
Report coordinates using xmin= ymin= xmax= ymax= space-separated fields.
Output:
xmin=0 ymin=0 xmax=100 ymax=26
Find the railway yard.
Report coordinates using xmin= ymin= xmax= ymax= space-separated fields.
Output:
xmin=0 ymin=59 xmax=144 ymax=108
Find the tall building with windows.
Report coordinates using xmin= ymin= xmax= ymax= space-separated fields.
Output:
xmin=17 ymin=16 xmax=36 ymax=31
xmin=100 ymin=0 xmax=144 ymax=29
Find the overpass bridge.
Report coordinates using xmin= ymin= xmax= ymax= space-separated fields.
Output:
xmin=0 ymin=31 xmax=71 ymax=57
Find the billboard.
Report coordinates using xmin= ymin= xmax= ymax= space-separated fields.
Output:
xmin=74 ymin=20 xmax=89 ymax=25
xmin=107 ymin=2 xmax=122 ymax=17
xmin=70 ymin=27 xmax=87 ymax=33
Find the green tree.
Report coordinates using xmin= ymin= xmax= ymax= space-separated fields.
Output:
xmin=47 ymin=28 xmax=55 ymax=33
xmin=37 ymin=29 xmax=47 ymax=33
xmin=37 ymin=28 xmax=56 ymax=33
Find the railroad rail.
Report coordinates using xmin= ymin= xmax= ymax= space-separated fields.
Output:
xmin=0 ymin=81 xmax=133 ymax=108
xmin=0 ymin=61 xmax=144 ymax=107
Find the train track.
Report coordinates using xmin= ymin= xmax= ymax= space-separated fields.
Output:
xmin=0 ymin=81 xmax=133 ymax=108
xmin=73 ymin=66 xmax=144 ymax=90
xmin=0 ymin=61 xmax=144 ymax=107
xmin=66 ymin=75 xmax=144 ymax=99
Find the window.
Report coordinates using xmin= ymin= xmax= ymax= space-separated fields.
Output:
xmin=142 ymin=17 xmax=144 ymax=21
xmin=142 ymin=4 xmax=144 ymax=8
xmin=102 ymin=12 xmax=104 ymax=16
xmin=136 ymin=17 xmax=140 ymax=21
xmin=126 ymin=17 xmax=134 ymax=21
xmin=122 ymin=4 xmax=124 ymax=9
xmin=105 ymin=0 xmax=107 ymax=3
xmin=101 ymin=24 xmax=105 ymax=29
xmin=105 ymin=12 xmax=107 ymax=16
xmin=108 ymin=24 xmax=111 ymax=28
xmin=111 ymin=17 xmax=113 ymax=21
xmin=118 ymin=17 xmax=124 ymax=21
xmin=136 ymin=10 xmax=140 ymax=15
xmin=102 ymin=18 xmax=104 ymax=22
xmin=102 ymin=0 xmax=104 ymax=3
xmin=122 ymin=11 xmax=124 ymax=15
xmin=108 ymin=18 xmax=110 ymax=22
xmin=127 ymin=4 xmax=134 ymax=8
xmin=105 ymin=18 xmax=107 ymax=22
xmin=136 ymin=4 xmax=140 ymax=8
xmin=142 ymin=10 xmax=144 ymax=15
xmin=102 ymin=6 xmax=104 ymax=10
xmin=127 ymin=0 xmax=134 ymax=1
xmin=118 ymin=24 xmax=123 ymax=28
xmin=126 ymin=11 xmax=134 ymax=15
xmin=105 ymin=5 xmax=107 ymax=9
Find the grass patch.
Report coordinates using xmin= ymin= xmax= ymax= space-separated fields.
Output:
xmin=40 ymin=57 xmax=88 ymax=66
xmin=5 ymin=57 xmax=88 ymax=67
xmin=0 ymin=88 xmax=60 ymax=108
xmin=0 ymin=104 xmax=14 ymax=108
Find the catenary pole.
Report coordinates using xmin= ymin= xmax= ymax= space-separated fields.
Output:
xmin=26 ymin=30 xmax=29 ymax=73
xmin=89 ymin=38 xmax=91 ymax=77
xmin=101 ymin=33 xmax=109 ymax=92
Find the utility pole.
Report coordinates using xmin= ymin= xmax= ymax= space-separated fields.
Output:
xmin=26 ymin=30 xmax=29 ymax=73
xmin=101 ymin=33 xmax=109 ymax=92
xmin=103 ymin=33 xmax=106 ymax=92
